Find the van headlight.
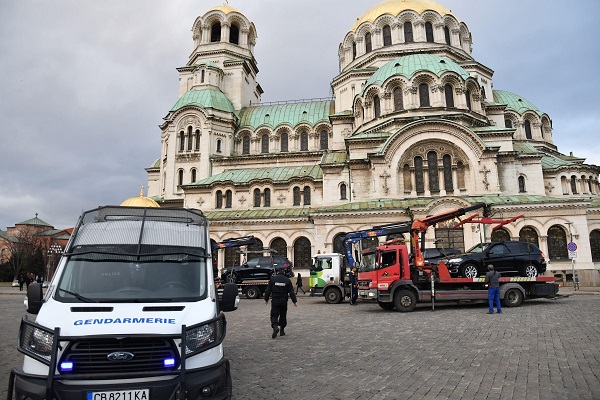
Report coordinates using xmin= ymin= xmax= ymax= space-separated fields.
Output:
xmin=18 ymin=317 xmax=55 ymax=365
xmin=184 ymin=313 xmax=226 ymax=357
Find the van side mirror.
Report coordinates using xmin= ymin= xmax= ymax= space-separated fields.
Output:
xmin=220 ymin=283 xmax=239 ymax=312
xmin=26 ymin=282 xmax=43 ymax=314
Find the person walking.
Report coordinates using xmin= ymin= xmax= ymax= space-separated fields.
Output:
xmin=264 ymin=269 xmax=297 ymax=338
xmin=18 ymin=274 xmax=24 ymax=291
xmin=349 ymin=266 xmax=358 ymax=305
xmin=295 ymin=273 xmax=305 ymax=295
xmin=485 ymin=264 xmax=502 ymax=314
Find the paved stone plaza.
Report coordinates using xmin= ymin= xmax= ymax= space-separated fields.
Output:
xmin=1 ymin=292 xmax=599 ymax=399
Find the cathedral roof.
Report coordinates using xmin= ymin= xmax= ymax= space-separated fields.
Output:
xmin=238 ymin=100 xmax=333 ymax=130
xmin=171 ymin=89 xmax=235 ymax=113
xmin=361 ymin=54 xmax=470 ymax=95
xmin=351 ymin=0 xmax=455 ymax=31
xmin=492 ymin=90 xmax=543 ymax=116
xmin=16 ymin=216 xmax=52 ymax=227
xmin=186 ymin=165 xmax=322 ymax=187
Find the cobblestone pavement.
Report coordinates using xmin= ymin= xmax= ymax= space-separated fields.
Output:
xmin=1 ymin=293 xmax=599 ymax=400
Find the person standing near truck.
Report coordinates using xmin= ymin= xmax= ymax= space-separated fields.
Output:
xmin=265 ymin=269 xmax=297 ymax=338
xmin=485 ymin=264 xmax=502 ymax=314
xmin=349 ymin=266 xmax=358 ymax=305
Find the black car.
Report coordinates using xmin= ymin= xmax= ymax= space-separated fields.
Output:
xmin=422 ymin=247 xmax=462 ymax=265
xmin=221 ymin=256 xmax=294 ymax=283
xmin=443 ymin=241 xmax=546 ymax=278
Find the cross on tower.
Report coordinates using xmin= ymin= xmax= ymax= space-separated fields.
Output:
xmin=479 ymin=166 xmax=491 ymax=190
xmin=380 ymin=170 xmax=391 ymax=194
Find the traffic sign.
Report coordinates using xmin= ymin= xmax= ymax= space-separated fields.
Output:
xmin=569 ymin=251 xmax=577 ymax=260
xmin=567 ymin=242 xmax=577 ymax=252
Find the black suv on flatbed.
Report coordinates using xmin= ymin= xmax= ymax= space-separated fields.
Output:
xmin=443 ymin=241 xmax=546 ymax=278
xmin=221 ymin=256 xmax=294 ymax=283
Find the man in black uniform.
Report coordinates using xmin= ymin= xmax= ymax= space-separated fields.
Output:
xmin=264 ymin=269 xmax=298 ymax=338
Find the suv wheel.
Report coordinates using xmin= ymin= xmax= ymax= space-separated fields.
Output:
xmin=460 ymin=263 xmax=479 ymax=278
xmin=225 ymin=273 xmax=238 ymax=284
xmin=523 ymin=264 xmax=538 ymax=278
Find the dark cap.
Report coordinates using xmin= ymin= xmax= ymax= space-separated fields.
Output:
xmin=487 ymin=264 xmax=494 ymax=270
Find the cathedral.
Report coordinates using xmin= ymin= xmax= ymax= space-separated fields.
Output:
xmin=145 ymin=0 xmax=600 ymax=285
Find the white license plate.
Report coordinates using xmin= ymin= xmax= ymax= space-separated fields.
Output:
xmin=87 ymin=389 xmax=149 ymax=400
xmin=359 ymin=290 xmax=368 ymax=296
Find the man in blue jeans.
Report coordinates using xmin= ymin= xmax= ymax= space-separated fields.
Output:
xmin=485 ymin=264 xmax=502 ymax=314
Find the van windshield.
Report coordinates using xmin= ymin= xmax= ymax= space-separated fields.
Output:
xmin=55 ymin=251 xmax=208 ymax=303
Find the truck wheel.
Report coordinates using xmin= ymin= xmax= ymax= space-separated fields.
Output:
xmin=324 ymin=288 xmax=342 ymax=304
xmin=503 ymin=288 xmax=523 ymax=307
xmin=523 ymin=264 xmax=538 ymax=278
xmin=393 ymin=289 xmax=417 ymax=312
xmin=245 ymin=286 xmax=261 ymax=299
xmin=225 ymin=273 xmax=238 ymax=284
xmin=460 ymin=263 xmax=479 ymax=278
xmin=378 ymin=301 xmax=395 ymax=311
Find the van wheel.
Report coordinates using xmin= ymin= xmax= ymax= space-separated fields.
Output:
xmin=523 ymin=264 xmax=538 ymax=278
xmin=460 ymin=263 xmax=479 ymax=278
xmin=378 ymin=301 xmax=395 ymax=310
xmin=245 ymin=286 xmax=261 ymax=299
xmin=393 ymin=289 xmax=416 ymax=312
xmin=225 ymin=273 xmax=238 ymax=284
xmin=324 ymin=288 xmax=342 ymax=304
xmin=503 ymin=288 xmax=523 ymax=307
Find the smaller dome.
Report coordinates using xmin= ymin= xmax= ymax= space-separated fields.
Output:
xmin=208 ymin=4 xmax=242 ymax=15
xmin=171 ymin=89 xmax=235 ymax=113
xmin=493 ymin=90 xmax=543 ymax=116
xmin=352 ymin=0 xmax=455 ymax=31
xmin=121 ymin=187 xmax=160 ymax=208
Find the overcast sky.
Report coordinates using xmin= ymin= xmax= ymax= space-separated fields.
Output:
xmin=1 ymin=0 xmax=599 ymax=231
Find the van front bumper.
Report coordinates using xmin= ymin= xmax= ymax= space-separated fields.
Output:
xmin=9 ymin=358 xmax=232 ymax=400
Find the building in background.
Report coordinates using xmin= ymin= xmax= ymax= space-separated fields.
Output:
xmin=146 ymin=0 xmax=600 ymax=285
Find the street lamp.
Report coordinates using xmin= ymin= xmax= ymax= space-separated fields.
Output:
xmin=47 ymin=243 xmax=63 ymax=282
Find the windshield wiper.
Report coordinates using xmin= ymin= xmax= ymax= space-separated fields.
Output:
xmin=58 ymin=288 xmax=96 ymax=303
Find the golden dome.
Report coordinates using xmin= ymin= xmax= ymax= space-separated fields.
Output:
xmin=208 ymin=3 xmax=242 ymax=16
xmin=120 ymin=187 xmax=160 ymax=208
xmin=351 ymin=0 xmax=455 ymax=31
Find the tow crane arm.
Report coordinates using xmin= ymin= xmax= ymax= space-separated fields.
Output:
xmin=212 ymin=236 xmax=257 ymax=249
xmin=344 ymin=221 xmax=412 ymax=269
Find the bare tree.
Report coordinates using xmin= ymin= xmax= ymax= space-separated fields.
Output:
xmin=4 ymin=228 xmax=44 ymax=279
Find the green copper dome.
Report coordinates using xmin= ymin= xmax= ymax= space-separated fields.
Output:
xmin=171 ymin=89 xmax=234 ymax=113
xmin=493 ymin=90 xmax=543 ymax=116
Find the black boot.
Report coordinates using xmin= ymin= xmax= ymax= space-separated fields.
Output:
xmin=272 ymin=326 xmax=279 ymax=339
xmin=280 ymin=328 xmax=285 ymax=336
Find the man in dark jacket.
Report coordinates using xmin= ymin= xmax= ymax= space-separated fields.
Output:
xmin=485 ymin=264 xmax=502 ymax=314
xmin=264 ymin=269 xmax=297 ymax=338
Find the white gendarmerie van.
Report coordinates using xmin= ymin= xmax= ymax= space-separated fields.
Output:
xmin=8 ymin=206 xmax=239 ymax=400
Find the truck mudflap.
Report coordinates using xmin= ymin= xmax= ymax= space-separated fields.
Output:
xmin=529 ymin=282 xmax=559 ymax=297
xmin=9 ymin=358 xmax=232 ymax=400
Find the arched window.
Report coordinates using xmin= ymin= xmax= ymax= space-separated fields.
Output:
xmin=195 ymin=130 xmax=200 ymax=151
xmin=248 ymin=238 xmax=264 ymax=255
xmin=179 ymin=131 xmax=185 ymax=152
xmin=456 ymin=161 xmax=465 ymax=189
xmin=365 ymin=32 xmax=372 ymax=53
xmin=547 ymin=225 xmax=568 ymax=260
xmin=271 ymin=238 xmax=287 ymax=258
xmin=518 ymin=176 xmax=526 ymax=193
xmin=215 ymin=190 xmax=223 ymax=209
xmin=393 ymin=87 xmax=403 ymax=111
xmin=443 ymin=154 xmax=453 ymax=191
xmin=216 ymin=139 xmax=222 ymax=153
xmin=190 ymin=168 xmax=196 ymax=183
xmin=444 ymin=84 xmax=454 ymax=107
xmin=590 ymin=229 xmax=600 ymax=261
xmin=253 ymin=188 xmax=261 ymax=207
xmin=225 ymin=190 xmax=232 ymax=208
xmin=404 ymin=22 xmax=414 ymax=43
xmin=242 ymin=135 xmax=250 ymax=155
xmin=229 ymin=24 xmax=239 ymax=44
xmin=340 ymin=183 xmax=347 ymax=200
xmin=403 ymin=164 xmax=412 ymax=193
xmin=210 ymin=22 xmax=221 ymax=42
xmin=293 ymin=237 xmax=312 ymax=270
xmin=261 ymin=134 xmax=269 ymax=153
xmin=383 ymin=25 xmax=392 ymax=46
xmin=333 ymin=233 xmax=347 ymax=255
xmin=491 ymin=228 xmax=510 ymax=242
xmin=201 ymin=70 xmax=205 ymax=83
xmin=373 ymin=95 xmax=381 ymax=118
xmin=415 ymin=156 xmax=424 ymax=194
xmin=264 ymin=188 xmax=271 ymax=207
xmin=519 ymin=227 xmax=539 ymax=248
xmin=319 ymin=130 xmax=328 ymax=150
xmin=425 ymin=22 xmax=434 ymax=43
xmin=303 ymin=186 xmax=311 ymax=205
xmin=444 ymin=26 xmax=451 ymax=45
xmin=427 ymin=151 xmax=439 ymax=193
xmin=352 ymin=42 xmax=356 ymax=60
xmin=524 ymin=120 xmax=532 ymax=139
xmin=419 ymin=84 xmax=430 ymax=107
xmin=178 ymin=170 xmax=184 ymax=186
xmin=466 ymin=89 xmax=472 ymax=110
xmin=505 ymin=119 xmax=513 ymax=128
xmin=293 ymin=186 xmax=301 ymax=206
xmin=570 ymin=176 xmax=578 ymax=194
xmin=300 ymin=131 xmax=309 ymax=151
xmin=280 ymin=132 xmax=288 ymax=152
xmin=187 ymin=127 xmax=193 ymax=151
xmin=481 ymin=87 xmax=487 ymax=100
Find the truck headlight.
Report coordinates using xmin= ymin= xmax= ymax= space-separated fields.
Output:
xmin=184 ymin=313 xmax=226 ymax=357
xmin=18 ymin=317 xmax=55 ymax=365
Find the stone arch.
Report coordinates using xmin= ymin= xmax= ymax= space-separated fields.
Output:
xmin=226 ymin=14 xmax=249 ymax=31
xmin=292 ymin=236 xmax=312 ymax=270
xmin=421 ymin=11 xmax=443 ymax=24
xmin=442 ymin=15 xmax=459 ymax=30
xmin=398 ymin=10 xmax=420 ymax=24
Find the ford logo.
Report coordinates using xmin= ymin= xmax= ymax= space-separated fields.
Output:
xmin=107 ymin=351 xmax=135 ymax=361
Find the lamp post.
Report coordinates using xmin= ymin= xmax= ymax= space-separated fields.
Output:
xmin=47 ymin=243 xmax=63 ymax=282
xmin=565 ymin=222 xmax=576 ymax=290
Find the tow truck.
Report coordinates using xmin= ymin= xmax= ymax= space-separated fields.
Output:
xmin=357 ymin=204 xmax=559 ymax=311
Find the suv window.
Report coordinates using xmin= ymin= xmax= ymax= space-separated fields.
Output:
xmin=424 ymin=249 xmax=441 ymax=258
xmin=488 ymin=244 xmax=507 ymax=255
xmin=505 ymin=242 xmax=524 ymax=253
